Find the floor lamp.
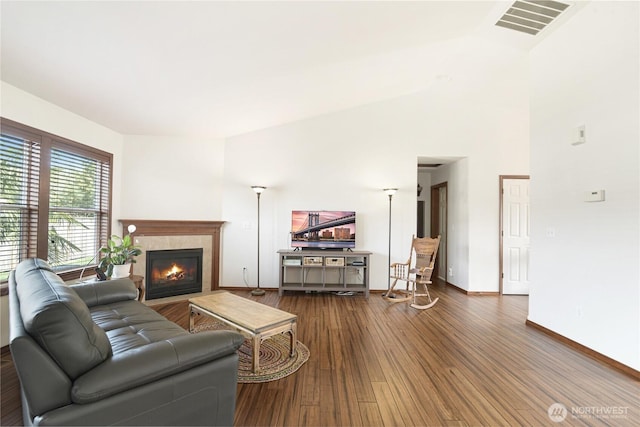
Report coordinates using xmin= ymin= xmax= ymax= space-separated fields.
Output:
xmin=251 ymin=186 xmax=266 ymax=296
xmin=383 ymin=188 xmax=397 ymax=297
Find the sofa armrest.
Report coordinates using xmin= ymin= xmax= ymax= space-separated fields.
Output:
xmin=9 ymin=270 xmax=73 ymax=418
xmin=70 ymin=278 xmax=137 ymax=307
xmin=71 ymin=330 xmax=244 ymax=403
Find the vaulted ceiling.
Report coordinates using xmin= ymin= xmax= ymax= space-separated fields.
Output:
xmin=0 ymin=1 xmax=580 ymax=138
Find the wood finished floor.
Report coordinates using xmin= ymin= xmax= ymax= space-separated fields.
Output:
xmin=2 ymin=283 xmax=638 ymax=426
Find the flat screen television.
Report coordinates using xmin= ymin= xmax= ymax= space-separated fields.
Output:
xmin=291 ymin=210 xmax=356 ymax=249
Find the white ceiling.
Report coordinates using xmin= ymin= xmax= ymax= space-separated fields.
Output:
xmin=0 ymin=1 xmax=578 ymax=138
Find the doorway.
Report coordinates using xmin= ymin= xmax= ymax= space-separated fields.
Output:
xmin=499 ymin=176 xmax=530 ymax=295
xmin=430 ymin=182 xmax=447 ymax=281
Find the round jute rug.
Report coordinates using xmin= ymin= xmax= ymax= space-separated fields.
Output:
xmin=193 ymin=321 xmax=310 ymax=383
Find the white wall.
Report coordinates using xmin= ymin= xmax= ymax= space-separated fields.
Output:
xmin=220 ymin=39 xmax=529 ymax=293
xmin=121 ymin=135 xmax=226 ymax=220
xmin=0 ymin=82 xmax=125 ymax=347
xmin=528 ymin=2 xmax=639 ymax=370
xmin=430 ymin=160 xmax=469 ymax=285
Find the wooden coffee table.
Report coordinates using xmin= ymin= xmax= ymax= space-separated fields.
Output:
xmin=189 ymin=291 xmax=297 ymax=373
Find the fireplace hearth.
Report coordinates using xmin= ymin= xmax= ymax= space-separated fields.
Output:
xmin=146 ymin=248 xmax=203 ymax=300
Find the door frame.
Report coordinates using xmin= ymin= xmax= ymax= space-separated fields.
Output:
xmin=417 ymin=200 xmax=425 ymax=238
xmin=499 ymin=175 xmax=530 ymax=295
xmin=430 ymin=182 xmax=447 ymax=281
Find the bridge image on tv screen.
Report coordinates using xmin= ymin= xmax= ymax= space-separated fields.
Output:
xmin=291 ymin=210 xmax=356 ymax=249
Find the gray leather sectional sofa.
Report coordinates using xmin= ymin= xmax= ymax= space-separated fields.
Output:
xmin=9 ymin=258 xmax=244 ymax=426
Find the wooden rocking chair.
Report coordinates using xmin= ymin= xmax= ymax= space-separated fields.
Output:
xmin=384 ymin=235 xmax=441 ymax=310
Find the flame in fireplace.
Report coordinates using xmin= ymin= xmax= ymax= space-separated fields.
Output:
xmin=165 ymin=264 xmax=185 ymax=280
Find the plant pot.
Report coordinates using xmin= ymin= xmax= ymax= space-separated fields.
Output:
xmin=111 ymin=264 xmax=131 ymax=279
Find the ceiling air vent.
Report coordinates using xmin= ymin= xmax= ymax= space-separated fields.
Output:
xmin=495 ymin=0 xmax=570 ymax=35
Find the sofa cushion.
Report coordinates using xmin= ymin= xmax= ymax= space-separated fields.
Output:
xmin=15 ymin=259 xmax=112 ymax=379
xmin=89 ymin=300 xmax=189 ymax=354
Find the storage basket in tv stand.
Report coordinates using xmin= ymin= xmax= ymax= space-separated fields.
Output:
xmin=278 ymin=250 xmax=371 ymax=298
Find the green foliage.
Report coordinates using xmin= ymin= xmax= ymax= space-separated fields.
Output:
xmin=48 ymin=226 xmax=82 ymax=265
xmin=47 ymin=212 xmax=90 ymax=265
xmin=1 ymin=140 xmax=26 ymax=243
xmin=0 ymin=208 xmax=89 ymax=267
xmin=0 ymin=210 xmax=19 ymax=244
xmin=49 ymin=150 xmax=98 ymax=209
xmin=98 ymin=234 xmax=142 ymax=277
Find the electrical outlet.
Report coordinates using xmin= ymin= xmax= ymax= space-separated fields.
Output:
xmin=448 ymin=267 xmax=453 ymax=277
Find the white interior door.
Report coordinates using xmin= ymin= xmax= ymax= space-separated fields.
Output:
xmin=501 ymin=178 xmax=530 ymax=295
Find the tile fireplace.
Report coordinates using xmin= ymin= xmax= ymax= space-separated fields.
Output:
xmin=119 ymin=219 xmax=225 ymax=300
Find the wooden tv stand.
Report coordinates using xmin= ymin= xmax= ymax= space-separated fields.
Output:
xmin=277 ymin=250 xmax=371 ymax=298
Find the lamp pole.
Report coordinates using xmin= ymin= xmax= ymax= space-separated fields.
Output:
xmin=383 ymin=188 xmax=397 ymax=297
xmin=251 ymin=186 xmax=266 ymax=296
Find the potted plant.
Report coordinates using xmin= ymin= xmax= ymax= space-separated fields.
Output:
xmin=98 ymin=227 xmax=142 ymax=278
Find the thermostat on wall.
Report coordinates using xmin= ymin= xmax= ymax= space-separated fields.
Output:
xmin=585 ymin=190 xmax=605 ymax=202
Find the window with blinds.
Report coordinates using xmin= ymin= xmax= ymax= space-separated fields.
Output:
xmin=0 ymin=118 xmax=112 ymax=283
xmin=0 ymin=133 xmax=41 ymax=279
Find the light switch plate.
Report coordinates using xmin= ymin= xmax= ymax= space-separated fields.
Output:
xmin=572 ymin=125 xmax=586 ymax=145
